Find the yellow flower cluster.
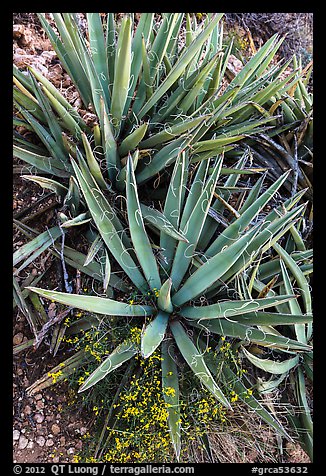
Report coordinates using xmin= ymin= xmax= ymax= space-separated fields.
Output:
xmin=87 ymin=349 xmax=173 ymax=463
xmin=47 ymin=370 xmax=63 ymax=384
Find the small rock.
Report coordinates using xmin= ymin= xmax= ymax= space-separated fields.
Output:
xmin=36 ymin=400 xmax=44 ymax=410
xmin=53 ymin=457 xmax=60 ymax=463
xmin=18 ymin=435 xmax=29 ymax=450
xmin=80 ymin=427 xmax=87 ymax=436
xmin=46 ymin=439 xmax=54 ymax=447
xmin=13 ymin=430 xmax=20 ymax=441
xmin=13 ymin=333 xmax=24 ymax=345
xmin=13 ymin=24 xmax=25 ymax=39
xmin=51 ymin=424 xmax=60 ymax=435
xmin=36 ymin=436 xmax=46 ymax=447
xmin=34 ymin=413 xmax=44 ymax=424
xmin=67 ymin=447 xmax=75 ymax=455
xmin=59 ymin=436 xmax=66 ymax=446
xmin=34 ymin=394 xmax=43 ymax=401
xmin=75 ymin=440 xmax=83 ymax=450
xmin=27 ymin=441 xmax=34 ymax=449
xmin=24 ymin=405 xmax=32 ymax=415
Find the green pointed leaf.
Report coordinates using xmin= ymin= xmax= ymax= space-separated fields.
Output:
xmin=170 ymin=157 xmax=223 ymax=289
xmin=22 ymin=175 xmax=68 ymax=199
xmin=126 ymin=155 xmax=161 ymax=289
xmin=103 ymin=250 xmax=111 ymax=292
xmin=191 ymin=318 xmax=311 ymax=351
xmin=157 ymin=278 xmax=173 ymax=313
xmin=27 ymin=287 xmax=154 ymax=317
xmin=111 ymin=15 xmax=132 ymax=128
xmin=180 ymin=295 xmax=300 ymax=320
xmin=13 ymin=226 xmax=62 ymax=272
xmin=138 ymin=14 xmax=224 ymax=119
xmin=221 ymin=363 xmax=292 ymax=439
xmin=242 ymin=347 xmax=299 ymax=374
xmin=170 ymin=320 xmax=231 ymax=408
xmin=136 ymin=137 xmax=190 ymax=185
xmin=140 ymin=204 xmax=188 ymax=243
xmin=172 ymin=225 xmax=259 ymax=307
xmin=141 ymin=311 xmax=169 ymax=358
xmin=78 ymin=339 xmax=139 ymax=392
xmin=118 ymin=123 xmax=148 ymax=157
xmin=81 ymin=132 xmax=108 ymax=190
xmin=71 ymin=157 xmax=147 ymax=291
xmin=60 ymin=212 xmax=92 ymax=228
xmin=161 ymin=340 xmax=181 ymax=461
xmin=273 ymin=243 xmax=312 ymax=317
xmin=206 ymin=170 xmax=291 ymax=257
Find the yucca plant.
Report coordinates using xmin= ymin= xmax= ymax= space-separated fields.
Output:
xmin=25 ymin=151 xmax=312 ymax=460
xmin=14 ymin=13 xmax=306 ymax=194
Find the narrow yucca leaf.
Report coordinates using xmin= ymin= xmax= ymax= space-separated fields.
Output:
xmin=296 ymin=368 xmax=313 ymax=436
xmin=160 ymin=154 xmax=187 ymax=271
xmin=200 ymin=311 xmax=312 ymax=326
xmin=198 ymin=153 xmax=249 ymax=250
xmin=106 ymin=13 xmax=116 ymax=93
xmin=13 ymin=75 xmax=38 ymax=104
xmin=170 ymin=320 xmax=231 ymax=408
xmin=273 ymin=243 xmax=312 ymax=318
xmin=161 ymin=340 xmax=181 ymax=461
xmin=126 ymin=155 xmax=161 ymax=290
xmin=60 ymin=212 xmax=92 ymax=228
xmin=84 ymin=234 xmax=103 ymax=266
xmin=41 ymin=85 xmax=84 ymax=140
xmin=111 ymin=15 xmax=132 ymax=129
xmin=27 ymin=66 xmax=88 ymax=130
xmin=136 ymin=136 xmax=190 ymax=185
xmin=13 ymin=277 xmax=39 ymax=337
xmin=138 ymin=14 xmax=224 ymax=119
xmin=103 ymin=250 xmax=111 ymax=292
xmin=191 ymin=318 xmax=311 ymax=351
xmin=170 ymin=157 xmax=223 ymax=290
xmin=78 ymin=339 xmax=139 ymax=393
xmin=37 ymin=14 xmax=91 ymax=107
xmin=101 ymin=98 xmax=119 ymax=182
xmin=140 ymin=204 xmax=188 ymax=242
xmin=172 ymin=225 xmax=259 ymax=307
xmin=280 ymin=260 xmax=307 ymax=344
xmin=141 ymin=35 xmax=153 ymax=101
xmin=86 ymin=13 xmax=110 ymax=107
xmin=122 ymin=13 xmax=154 ymax=120
xmin=157 ymin=278 xmax=173 ymax=313
xmin=15 ymin=106 xmax=70 ymax=168
xmin=209 ymin=206 xmax=305 ymax=296
xmin=118 ymin=123 xmax=148 ymax=157
xmin=22 ymin=175 xmax=68 ymax=199
xmin=63 ymin=176 xmax=80 ymax=217
xmin=13 ymin=226 xmax=62 ymax=272
xmin=180 ymin=295 xmax=299 ymax=320
xmin=140 ymin=116 xmax=208 ymax=149
xmin=27 ymin=350 xmax=86 ymax=396
xmin=149 ymin=14 xmax=179 ymax=85
xmin=141 ymin=311 xmax=169 ymax=358
xmin=14 ymin=84 xmax=46 ymax=123
xmin=176 ymin=53 xmax=222 ymax=115
xmin=71 ymin=158 xmax=147 ymax=291
xmin=81 ymin=132 xmax=108 ymax=190
xmin=179 ymin=159 xmax=210 ymax=230
xmin=205 ymin=171 xmax=290 ymax=257
xmin=27 ymin=287 xmax=154 ymax=317
xmin=221 ymin=364 xmax=292 ymax=439
xmin=242 ymin=347 xmax=299 ymax=374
